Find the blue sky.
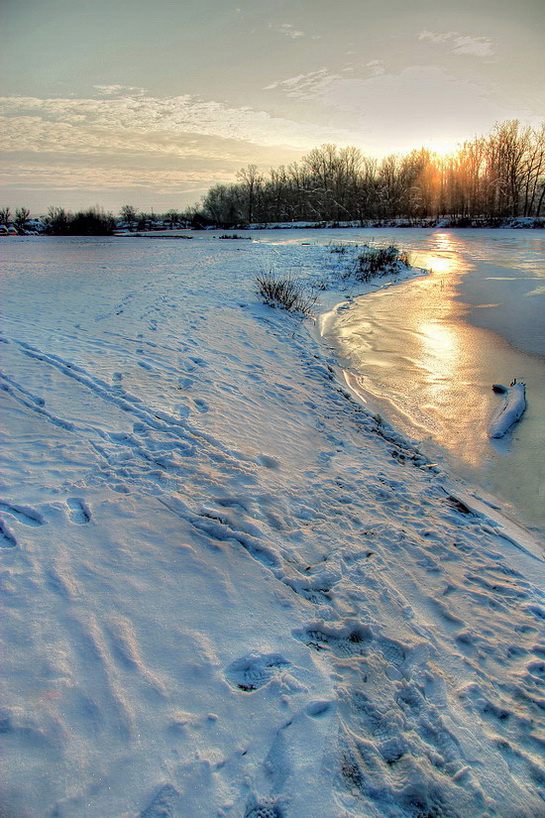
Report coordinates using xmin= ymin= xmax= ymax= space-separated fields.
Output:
xmin=1 ymin=0 xmax=544 ymax=214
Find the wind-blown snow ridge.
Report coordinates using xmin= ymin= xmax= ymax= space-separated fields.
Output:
xmin=1 ymin=234 xmax=544 ymax=817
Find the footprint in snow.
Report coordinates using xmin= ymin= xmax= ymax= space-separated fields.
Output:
xmin=244 ymin=797 xmax=284 ymax=818
xmin=66 ymin=498 xmax=91 ymax=525
xmin=0 ymin=501 xmax=45 ymax=527
xmin=294 ymin=621 xmax=374 ymax=658
xmin=225 ymin=652 xmax=290 ymax=693
xmin=526 ymin=660 xmax=545 ymax=684
xmin=139 ymin=784 xmax=181 ymax=818
xmin=189 ymin=356 xmax=208 ymax=368
xmin=193 ymin=398 xmax=209 ymax=413
xmin=0 ymin=519 xmax=17 ymax=548
xmin=0 ymin=502 xmax=46 ymax=548
xmin=257 ymin=454 xmax=281 ymax=469
xmin=137 ymin=360 xmax=155 ymax=371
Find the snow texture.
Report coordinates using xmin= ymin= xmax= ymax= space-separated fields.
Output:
xmin=488 ymin=382 xmax=527 ymax=439
xmin=0 ymin=234 xmax=544 ymax=818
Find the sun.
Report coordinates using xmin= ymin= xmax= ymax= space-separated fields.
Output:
xmin=423 ymin=137 xmax=461 ymax=158
xmin=395 ymin=135 xmax=462 ymax=160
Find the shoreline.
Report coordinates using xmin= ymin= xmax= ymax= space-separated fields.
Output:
xmin=4 ymin=215 xmax=545 ymax=238
xmin=311 ymin=259 xmax=545 ymax=543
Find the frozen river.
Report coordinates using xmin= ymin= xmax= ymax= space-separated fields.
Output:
xmin=313 ymin=228 xmax=545 ymax=535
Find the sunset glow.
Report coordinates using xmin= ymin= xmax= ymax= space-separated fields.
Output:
xmin=1 ymin=0 xmax=543 ymax=213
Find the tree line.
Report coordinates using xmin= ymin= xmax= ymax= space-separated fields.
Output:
xmin=200 ymin=121 xmax=545 ymax=225
xmin=2 ymin=121 xmax=544 ymax=234
xmin=0 ymin=205 xmax=197 ymax=235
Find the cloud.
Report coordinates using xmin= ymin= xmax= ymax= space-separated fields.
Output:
xmin=418 ymin=31 xmax=494 ymax=57
xmin=273 ymin=65 xmax=537 ymax=155
xmin=450 ymin=36 xmax=494 ymax=57
xmin=264 ymin=69 xmax=340 ymax=98
xmin=93 ymin=85 xmax=146 ymax=97
xmin=268 ymin=23 xmax=305 ymax=39
xmin=0 ymin=142 xmax=285 ymax=214
xmin=0 ymin=90 xmax=339 ymax=155
xmin=0 ymin=150 xmax=212 ymax=211
xmin=366 ymin=60 xmax=386 ymax=77
xmin=0 ymin=155 xmax=218 ymax=190
xmin=0 ymin=88 xmax=360 ymax=211
xmin=418 ymin=31 xmax=456 ymax=44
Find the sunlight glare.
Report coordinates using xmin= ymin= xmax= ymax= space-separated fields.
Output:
xmin=425 ymin=256 xmax=453 ymax=274
xmin=424 ymin=138 xmax=460 ymax=158
xmin=417 ymin=319 xmax=460 ymax=385
xmin=418 ymin=234 xmax=465 ymax=277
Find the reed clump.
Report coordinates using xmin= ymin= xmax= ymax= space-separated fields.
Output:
xmin=352 ymin=244 xmax=410 ymax=281
xmin=255 ymin=272 xmax=317 ymax=315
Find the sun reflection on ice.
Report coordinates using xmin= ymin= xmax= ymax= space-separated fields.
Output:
xmin=323 ymin=229 xmax=545 ymax=531
xmin=417 ymin=319 xmax=461 ymax=388
xmin=417 ymin=233 xmax=466 ymax=278
xmin=426 ymin=255 xmax=453 ymax=275
xmin=328 ymin=236 xmax=489 ymax=468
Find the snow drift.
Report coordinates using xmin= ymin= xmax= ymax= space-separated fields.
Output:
xmin=488 ymin=381 xmax=527 ymax=439
xmin=1 ymin=234 xmax=544 ymax=818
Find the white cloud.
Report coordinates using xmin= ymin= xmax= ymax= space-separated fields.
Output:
xmin=274 ymin=64 xmax=537 ymax=156
xmin=268 ymin=23 xmax=305 ymax=39
xmin=264 ymin=69 xmax=340 ymax=98
xmin=93 ymin=85 xmax=147 ymax=97
xmin=451 ymin=36 xmax=494 ymax=57
xmin=418 ymin=30 xmax=455 ymax=44
xmin=0 ymin=91 xmax=340 ymax=155
xmin=0 ymin=88 xmax=351 ymax=210
xmin=366 ymin=60 xmax=386 ymax=77
xmin=0 ymin=157 xmax=219 ymax=190
xmin=418 ymin=31 xmax=494 ymax=57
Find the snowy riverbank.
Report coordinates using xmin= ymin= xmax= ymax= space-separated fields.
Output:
xmin=1 ymin=235 xmax=544 ymax=817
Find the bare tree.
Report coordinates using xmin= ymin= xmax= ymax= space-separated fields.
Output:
xmin=120 ymin=204 xmax=138 ymax=231
xmin=164 ymin=209 xmax=179 ymax=229
xmin=521 ymin=124 xmax=545 ymax=216
xmin=377 ymin=154 xmax=402 ymax=218
xmin=197 ymin=120 xmax=545 ymax=225
xmin=236 ymin=164 xmax=263 ymax=224
xmin=485 ymin=121 xmax=529 ymax=217
xmin=46 ymin=206 xmax=70 ymax=234
xmin=15 ymin=207 xmax=30 ymax=231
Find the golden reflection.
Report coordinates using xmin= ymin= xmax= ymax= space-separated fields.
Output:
xmin=417 ymin=233 xmax=464 ymax=278
xmin=425 ymin=255 xmax=453 ymax=275
xmin=327 ymin=233 xmax=487 ymax=468
xmin=417 ymin=319 xmax=460 ymax=386
xmin=414 ymin=315 xmax=484 ymax=467
xmin=434 ymin=232 xmax=456 ymax=252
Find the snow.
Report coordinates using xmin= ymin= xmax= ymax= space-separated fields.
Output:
xmin=488 ymin=382 xmax=527 ymax=439
xmin=1 ymin=234 xmax=544 ymax=818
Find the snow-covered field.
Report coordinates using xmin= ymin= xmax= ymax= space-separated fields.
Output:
xmin=1 ymin=234 xmax=544 ymax=818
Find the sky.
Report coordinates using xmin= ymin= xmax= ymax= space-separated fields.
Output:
xmin=1 ymin=0 xmax=544 ymax=216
